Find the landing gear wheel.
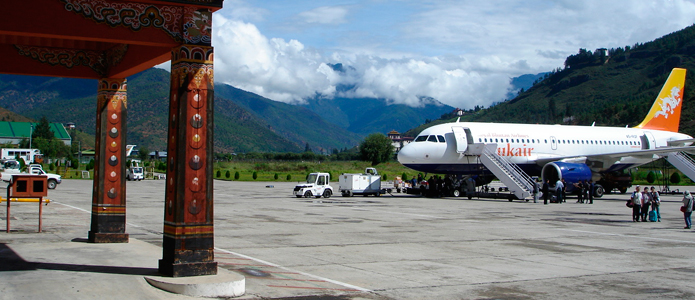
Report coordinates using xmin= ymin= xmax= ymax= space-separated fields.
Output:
xmin=594 ymin=185 xmax=605 ymax=198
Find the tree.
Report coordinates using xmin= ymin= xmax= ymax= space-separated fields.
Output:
xmin=647 ymin=171 xmax=656 ymax=183
xmin=670 ymin=172 xmax=681 ymax=184
xmin=138 ymin=146 xmax=150 ymax=162
xmin=32 ymin=116 xmax=53 ymax=140
xmin=359 ymin=133 xmax=394 ymax=166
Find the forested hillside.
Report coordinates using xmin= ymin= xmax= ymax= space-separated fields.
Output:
xmin=406 ymin=23 xmax=695 ymax=138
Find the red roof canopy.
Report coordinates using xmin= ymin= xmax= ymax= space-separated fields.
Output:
xmin=0 ymin=0 xmax=223 ymax=79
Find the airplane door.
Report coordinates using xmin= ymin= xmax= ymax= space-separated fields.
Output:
xmin=642 ymin=132 xmax=657 ymax=149
xmin=550 ymin=136 xmax=557 ymax=150
xmin=451 ymin=126 xmax=469 ymax=153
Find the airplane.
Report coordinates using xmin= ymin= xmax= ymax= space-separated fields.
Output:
xmin=397 ymin=68 xmax=695 ymax=198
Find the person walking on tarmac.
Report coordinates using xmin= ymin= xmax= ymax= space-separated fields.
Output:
xmin=631 ymin=186 xmax=642 ymax=222
xmin=542 ymin=179 xmax=550 ymax=205
xmin=555 ymin=179 xmax=564 ymax=203
xmin=650 ymin=186 xmax=661 ymax=222
xmin=576 ymin=180 xmax=584 ymax=203
xmin=561 ymin=179 xmax=567 ymax=203
xmin=682 ymin=191 xmax=693 ymax=229
xmin=641 ymin=186 xmax=651 ymax=222
xmin=587 ymin=180 xmax=594 ymax=204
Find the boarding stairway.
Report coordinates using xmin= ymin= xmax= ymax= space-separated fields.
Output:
xmin=666 ymin=152 xmax=695 ymax=182
xmin=479 ymin=144 xmax=534 ymax=200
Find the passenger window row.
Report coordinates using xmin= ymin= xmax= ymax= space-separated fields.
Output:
xmin=477 ymin=138 xmax=641 ymax=146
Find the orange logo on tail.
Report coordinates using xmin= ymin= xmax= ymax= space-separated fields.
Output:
xmin=635 ymin=68 xmax=687 ymax=132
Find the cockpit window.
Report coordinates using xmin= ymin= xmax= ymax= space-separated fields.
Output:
xmin=415 ymin=135 xmax=428 ymax=142
xmin=437 ymin=135 xmax=445 ymax=143
xmin=427 ymin=135 xmax=438 ymax=142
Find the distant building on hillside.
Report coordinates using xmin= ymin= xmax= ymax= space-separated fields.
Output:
xmin=0 ymin=122 xmax=71 ymax=146
xmin=387 ymin=130 xmax=413 ymax=153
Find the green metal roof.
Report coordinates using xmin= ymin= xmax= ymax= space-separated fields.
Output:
xmin=0 ymin=122 xmax=71 ymax=140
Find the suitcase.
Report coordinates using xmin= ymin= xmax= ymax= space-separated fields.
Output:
xmin=648 ymin=210 xmax=657 ymax=222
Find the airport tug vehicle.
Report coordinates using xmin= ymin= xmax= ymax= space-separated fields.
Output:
xmin=293 ymin=172 xmax=333 ymax=198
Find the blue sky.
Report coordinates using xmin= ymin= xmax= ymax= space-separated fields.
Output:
xmin=207 ymin=0 xmax=695 ymax=109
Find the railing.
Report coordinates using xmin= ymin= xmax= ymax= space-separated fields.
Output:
xmin=667 ymin=152 xmax=695 ymax=182
xmin=482 ymin=146 xmax=534 ymax=198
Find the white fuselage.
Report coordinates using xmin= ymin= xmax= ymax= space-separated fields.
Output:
xmin=397 ymin=121 xmax=693 ymax=175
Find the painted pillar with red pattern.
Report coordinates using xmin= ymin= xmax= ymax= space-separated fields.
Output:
xmin=158 ymin=8 xmax=216 ymax=277
xmin=89 ymin=78 xmax=129 ymax=243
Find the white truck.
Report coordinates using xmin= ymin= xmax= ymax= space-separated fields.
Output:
xmin=338 ymin=167 xmax=390 ymax=197
xmin=126 ymin=160 xmax=144 ymax=181
xmin=293 ymin=172 xmax=333 ymax=198
xmin=0 ymin=161 xmax=62 ymax=189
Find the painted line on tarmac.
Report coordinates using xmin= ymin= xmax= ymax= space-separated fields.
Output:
xmin=215 ymin=247 xmax=371 ymax=292
xmin=52 ymin=201 xmax=90 ymax=213
xmin=54 ymin=199 xmax=369 ymax=292
xmin=561 ymin=229 xmax=695 ymax=244
xmin=351 ymin=208 xmax=443 ymax=219
xmin=52 ymin=201 xmax=148 ymax=230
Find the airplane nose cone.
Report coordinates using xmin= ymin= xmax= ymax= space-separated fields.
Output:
xmin=398 ymin=143 xmax=416 ymax=164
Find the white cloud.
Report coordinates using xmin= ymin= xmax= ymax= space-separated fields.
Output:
xmin=205 ymin=0 xmax=695 ymax=110
xmin=213 ymin=15 xmax=337 ymax=103
xmin=297 ymin=6 xmax=349 ymax=25
xmin=213 ymin=14 xmax=514 ymax=108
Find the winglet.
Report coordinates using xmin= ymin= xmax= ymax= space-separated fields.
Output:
xmin=634 ymin=68 xmax=687 ymax=132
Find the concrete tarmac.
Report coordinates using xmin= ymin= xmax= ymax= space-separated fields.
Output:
xmin=2 ymin=179 xmax=695 ymax=299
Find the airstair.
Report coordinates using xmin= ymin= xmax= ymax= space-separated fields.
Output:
xmin=479 ymin=144 xmax=534 ymax=200
xmin=666 ymin=152 xmax=695 ymax=181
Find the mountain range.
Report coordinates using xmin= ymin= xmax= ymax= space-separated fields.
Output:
xmin=0 ymin=69 xmax=459 ymax=153
xmin=7 ymin=20 xmax=690 ymax=154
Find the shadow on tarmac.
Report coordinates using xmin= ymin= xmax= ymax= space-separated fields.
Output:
xmin=0 ymin=243 xmax=158 ymax=275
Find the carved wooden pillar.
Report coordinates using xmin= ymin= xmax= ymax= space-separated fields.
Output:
xmin=89 ymin=78 xmax=128 ymax=243
xmin=159 ymin=7 xmax=215 ymax=276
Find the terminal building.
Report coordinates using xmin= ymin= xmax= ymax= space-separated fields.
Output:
xmin=0 ymin=121 xmax=71 ymax=146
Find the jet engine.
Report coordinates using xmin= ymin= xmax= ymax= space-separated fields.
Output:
xmin=542 ymin=162 xmax=591 ymax=184
xmin=541 ymin=162 xmax=603 ymax=197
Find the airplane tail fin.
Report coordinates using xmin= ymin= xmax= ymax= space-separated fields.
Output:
xmin=634 ymin=68 xmax=687 ymax=132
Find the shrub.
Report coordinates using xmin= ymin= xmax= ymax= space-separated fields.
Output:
xmin=401 ymin=172 xmax=408 ymax=181
xmin=286 ymin=174 xmax=292 ymax=181
xmin=646 ymin=171 xmax=656 ymax=183
xmin=252 ymin=171 xmax=258 ymax=180
xmin=671 ymin=172 xmax=681 ymax=184
xmin=234 ymin=171 xmax=240 ymax=180
xmin=225 ymin=170 xmax=231 ymax=179
xmin=274 ymin=173 xmax=279 ymax=180
xmin=216 ymin=170 xmax=221 ymax=178
xmin=382 ymin=173 xmax=388 ymax=181
xmin=49 ymin=162 xmax=55 ymax=171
